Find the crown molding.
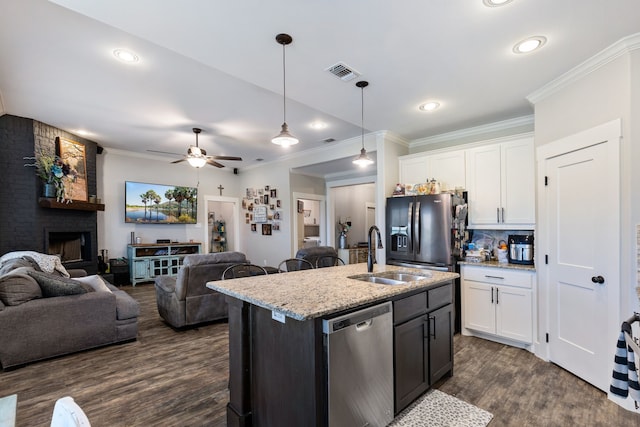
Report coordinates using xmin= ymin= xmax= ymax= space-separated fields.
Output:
xmin=527 ymin=32 xmax=640 ymax=105
xmin=410 ymin=115 xmax=534 ymax=148
xmin=378 ymin=130 xmax=410 ymax=148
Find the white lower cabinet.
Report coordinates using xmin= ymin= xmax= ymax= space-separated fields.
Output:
xmin=461 ymin=265 xmax=533 ymax=344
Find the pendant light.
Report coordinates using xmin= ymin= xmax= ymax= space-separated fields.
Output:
xmin=271 ymin=33 xmax=299 ymax=147
xmin=353 ymin=80 xmax=374 ymax=167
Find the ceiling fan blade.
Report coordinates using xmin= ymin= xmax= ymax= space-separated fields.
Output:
xmin=206 ymin=159 xmax=225 ymax=168
xmin=148 ymin=149 xmax=184 ymax=156
xmin=171 ymin=158 xmax=187 ymax=164
xmin=209 ymin=155 xmax=243 ymax=161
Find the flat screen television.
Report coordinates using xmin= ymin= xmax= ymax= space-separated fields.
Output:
xmin=125 ymin=181 xmax=198 ymax=224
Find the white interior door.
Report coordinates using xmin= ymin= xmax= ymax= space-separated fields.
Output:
xmin=544 ymin=124 xmax=620 ymax=392
xmin=365 ymin=202 xmax=376 ymax=236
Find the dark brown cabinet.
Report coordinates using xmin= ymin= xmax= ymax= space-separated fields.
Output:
xmin=393 ymin=283 xmax=453 ymax=414
xmin=223 ymin=276 xmax=456 ymax=426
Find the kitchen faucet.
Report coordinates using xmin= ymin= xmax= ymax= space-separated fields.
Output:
xmin=367 ymin=225 xmax=384 ymax=273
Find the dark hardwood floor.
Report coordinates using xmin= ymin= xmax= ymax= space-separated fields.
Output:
xmin=2 ymin=283 xmax=639 ymax=426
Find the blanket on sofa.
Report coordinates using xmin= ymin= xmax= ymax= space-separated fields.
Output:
xmin=0 ymin=251 xmax=70 ymax=277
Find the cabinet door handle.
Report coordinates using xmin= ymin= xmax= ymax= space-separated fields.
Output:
xmin=429 ymin=315 xmax=436 ymax=339
xmin=501 ymin=207 xmax=505 ymax=223
xmin=496 ymin=288 xmax=499 ymax=304
xmin=496 ymin=208 xmax=500 ymax=223
xmin=491 ymin=287 xmax=494 ymax=304
xmin=484 ymin=275 xmax=505 ymax=280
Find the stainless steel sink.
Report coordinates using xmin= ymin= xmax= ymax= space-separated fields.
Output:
xmin=348 ymin=271 xmax=431 ymax=285
xmin=373 ymin=272 xmax=431 ymax=282
xmin=351 ymin=276 xmax=406 ymax=285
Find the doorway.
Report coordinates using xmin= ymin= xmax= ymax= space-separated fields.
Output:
xmin=204 ymin=196 xmax=240 ymax=253
xmin=537 ymin=119 xmax=621 ymax=393
xmin=329 ymin=182 xmax=376 ymax=248
xmin=292 ymin=192 xmax=326 ymax=255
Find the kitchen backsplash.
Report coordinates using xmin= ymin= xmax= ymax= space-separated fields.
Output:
xmin=468 ymin=229 xmax=533 ymax=256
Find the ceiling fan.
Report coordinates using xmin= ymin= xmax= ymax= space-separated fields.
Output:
xmin=149 ymin=128 xmax=242 ymax=168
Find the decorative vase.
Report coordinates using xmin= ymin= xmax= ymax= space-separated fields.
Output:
xmin=339 ymin=231 xmax=347 ymax=249
xmin=42 ymin=183 xmax=56 ymax=198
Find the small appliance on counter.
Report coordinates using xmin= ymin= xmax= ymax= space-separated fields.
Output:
xmin=508 ymin=234 xmax=534 ymax=265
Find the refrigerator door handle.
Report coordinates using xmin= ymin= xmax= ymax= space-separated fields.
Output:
xmin=415 ymin=201 xmax=421 ymax=254
xmin=408 ymin=201 xmax=414 ymax=253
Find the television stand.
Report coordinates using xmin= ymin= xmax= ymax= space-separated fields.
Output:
xmin=127 ymin=242 xmax=201 ymax=286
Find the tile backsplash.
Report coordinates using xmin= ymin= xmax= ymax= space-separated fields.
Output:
xmin=468 ymin=229 xmax=534 ymax=257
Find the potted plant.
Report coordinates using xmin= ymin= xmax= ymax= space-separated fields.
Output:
xmin=24 ymin=151 xmax=77 ymax=202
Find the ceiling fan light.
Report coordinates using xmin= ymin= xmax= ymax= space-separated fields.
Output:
xmin=189 ymin=145 xmax=203 ymax=156
xmin=187 ymin=156 xmax=207 ymax=168
xmin=352 ymin=147 xmax=374 ymax=167
xmin=271 ymin=122 xmax=299 ymax=147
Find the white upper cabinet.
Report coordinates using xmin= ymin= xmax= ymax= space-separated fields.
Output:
xmin=465 ymin=137 xmax=535 ymax=228
xmin=399 ymin=155 xmax=429 ymax=186
xmin=399 ymin=149 xmax=466 ymax=191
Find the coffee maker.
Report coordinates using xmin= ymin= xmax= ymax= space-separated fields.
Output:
xmin=507 ymin=234 xmax=534 ymax=265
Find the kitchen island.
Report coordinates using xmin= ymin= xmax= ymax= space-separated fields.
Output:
xmin=208 ymin=263 xmax=459 ymax=426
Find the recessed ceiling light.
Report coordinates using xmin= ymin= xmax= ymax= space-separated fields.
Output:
xmin=75 ymin=129 xmax=90 ymax=136
xmin=513 ymin=36 xmax=547 ymax=54
xmin=310 ymin=121 xmax=327 ymax=130
xmin=418 ymin=101 xmax=441 ymax=112
xmin=113 ymin=48 xmax=139 ymax=63
xmin=483 ymin=0 xmax=514 ymax=7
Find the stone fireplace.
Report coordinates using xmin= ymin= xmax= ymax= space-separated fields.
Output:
xmin=0 ymin=115 xmax=100 ymax=274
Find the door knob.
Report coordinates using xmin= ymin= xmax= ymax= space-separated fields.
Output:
xmin=591 ymin=276 xmax=605 ymax=284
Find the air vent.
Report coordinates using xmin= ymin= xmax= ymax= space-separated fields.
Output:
xmin=325 ymin=62 xmax=361 ymax=82
xmin=322 ymin=138 xmax=336 ymax=144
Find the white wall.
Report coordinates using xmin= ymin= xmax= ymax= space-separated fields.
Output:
xmin=97 ymin=150 xmax=240 ymax=259
xmin=532 ymin=51 xmax=638 ymax=318
xmin=236 ymin=163 xmax=292 ymax=267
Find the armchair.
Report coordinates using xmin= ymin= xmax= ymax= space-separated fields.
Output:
xmin=294 ymin=246 xmax=339 ymax=269
xmin=154 ymin=252 xmax=247 ymax=328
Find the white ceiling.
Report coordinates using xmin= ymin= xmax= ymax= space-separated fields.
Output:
xmin=2 ymin=0 xmax=640 ymax=175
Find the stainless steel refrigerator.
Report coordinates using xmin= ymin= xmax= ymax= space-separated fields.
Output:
xmin=386 ymin=193 xmax=459 ymax=270
xmin=386 ymin=193 xmax=467 ymax=332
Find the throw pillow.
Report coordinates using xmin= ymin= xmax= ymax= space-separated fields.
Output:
xmin=74 ymin=275 xmax=113 ymax=293
xmin=0 ymin=270 xmax=43 ymax=305
xmin=26 ymin=270 xmax=88 ymax=297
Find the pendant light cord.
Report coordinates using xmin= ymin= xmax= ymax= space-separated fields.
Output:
xmin=361 ymin=85 xmax=365 ymax=149
xmin=282 ymin=43 xmax=287 ymax=123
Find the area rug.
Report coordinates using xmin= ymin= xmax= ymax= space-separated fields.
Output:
xmin=389 ymin=389 xmax=493 ymax=427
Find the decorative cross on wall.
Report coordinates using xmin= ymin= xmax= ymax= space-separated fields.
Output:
xmin=218 ymin=185 xmax=224 ymax=196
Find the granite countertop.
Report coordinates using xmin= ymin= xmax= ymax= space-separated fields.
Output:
xmin=207 ymin=264 xmax=459 ymax=321
xmin=458 ymin=259 xmax=536 ymax=272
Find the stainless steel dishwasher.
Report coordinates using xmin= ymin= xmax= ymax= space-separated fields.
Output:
xmin=323 ymin=301 xmax=394 ymax=427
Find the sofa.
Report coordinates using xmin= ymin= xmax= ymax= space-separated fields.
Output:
xmin=0 ymin=252 xmax=139 ymax=369
xmin=154 ymin=251 xmax=247 ymax=328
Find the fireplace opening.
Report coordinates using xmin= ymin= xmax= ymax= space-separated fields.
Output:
xmin=47 ymin=231 xmax=91 ymax=263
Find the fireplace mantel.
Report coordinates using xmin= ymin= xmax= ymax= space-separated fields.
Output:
xmin=38 ymin=198 xmax=105 ymax=212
